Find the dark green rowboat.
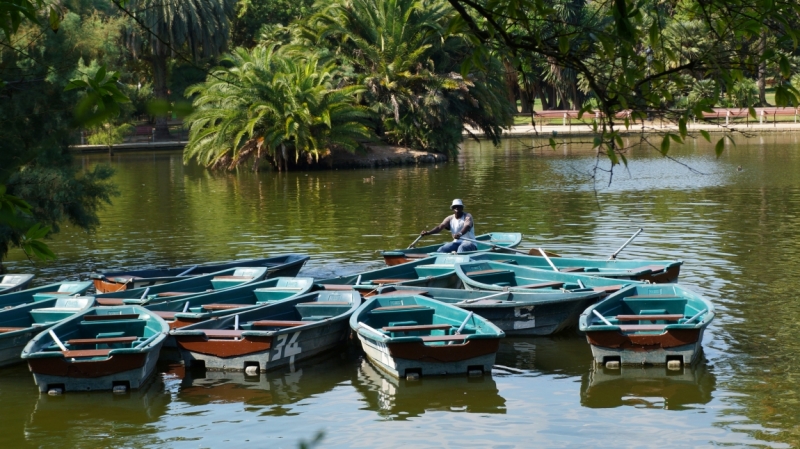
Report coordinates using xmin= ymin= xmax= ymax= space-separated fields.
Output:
xmin=381 ymin=232 xmax=522 ymax=266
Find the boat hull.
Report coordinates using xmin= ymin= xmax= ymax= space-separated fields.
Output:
xmin=0 ymin=329 xmax=43 ymax=368
xmin=381 ymin=233 xmax=522 ymax=267
xmin=176 ymin=321 xmax=350 ymax=372
xmin=459 ymin=298 xmax=597 ymax=336
xmin=357 ymin=333 xmax=498 ymax=378
xmin=27 ymin=340 xmax=164 ymax=392
xmin=584 ymin=328 xmax=706 ymax=365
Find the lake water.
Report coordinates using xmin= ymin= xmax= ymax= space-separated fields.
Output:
xmin=4 ymin=133 xmax=800 ymax=448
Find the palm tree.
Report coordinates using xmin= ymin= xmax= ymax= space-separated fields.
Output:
xmin=302 ymin=0 xmax=513 ymax=156
xmin=125 ymin=0 xmax=235 ymax=139
xmin=183 ymin=45 xmax=374 ymax=171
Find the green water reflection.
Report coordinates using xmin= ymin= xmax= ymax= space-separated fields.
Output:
xmin=3 ymin=134 xmax=800 ymax=447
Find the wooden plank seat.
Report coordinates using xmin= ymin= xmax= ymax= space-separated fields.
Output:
xmin=516 ymin=281 xmax=564 ymax=289
xmin=152 ymin=311 xmax=178 ymax=320
xmin=616 ymin=314 xmax=684 ymax=321
xmin=593 ymin=285 xmax=624 ymax=293
xmin=320 ymin=284 xmax=355 ymax=291
xmin=369 ymin=278 xmax=416 ymax=284
xmin=211 ymin=276 xmax=254 ymax=280
xmin=67 ymin=336 xmax=137 ymax=345
xmin=383 ymin=324 xmax=452 ymax=332
xmin=202 ymin=329 xmax=244 ymax=339
xmin=405 ymin=254 xmax=428 ymax=259
xmin=558 ymin=267 xmax=585 ymax=272
xmin=625 ymin=295 xmax=681 ymax=299
xmin=62 ymin=349 xmax=112 ymax=358
xmin=201 ymin=303 xmax=253 ymax=311
xmin=298 ymin=301 xmax=352 ymax=305
xmin=95 ymin=298 xmax=125 ymax=306
xmin=466 ymin=269 xmax=508 ymax=276
xmin=419 ymin=334 xmax=469 ymax=342
xmin=373 ymin=290 xmax=430 ymax=297
xmin=155 ymin=292 xmax=191 ymax=297
xmin=0 ymin=327 xmax=27 ymax=333
xmin=618 ymin=324 xmax=668 ymax=332
xmin=372 ymin=305 xmax=431 ymax=312
xmin=84 ymin=314 xmax=140 ymax=321
xmin=251 ymin=320 xmax=307 ymax=328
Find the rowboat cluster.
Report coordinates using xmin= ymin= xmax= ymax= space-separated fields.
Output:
xmin=0 ymin=232 xmax=715 ymax=394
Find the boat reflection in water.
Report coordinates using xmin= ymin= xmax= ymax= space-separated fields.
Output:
xmin=580 ymin=356 xmax=716 ymax=410
xmin=174 ymin=349 xmax=355 ymax=413
xmin=25 ymin=374 xmax=170 ymax=445
xmin=495 ymin=336 xmax=593 ymax=377
xmin=354 ymin=359 xmax=506 ymax=419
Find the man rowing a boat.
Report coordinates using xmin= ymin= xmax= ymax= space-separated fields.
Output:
xmin=420 ymin=199 xmax=478 ymax=253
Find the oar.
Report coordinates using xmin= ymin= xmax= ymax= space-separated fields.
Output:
xmin=407 ymin=235 xmax=424 ymax=249
xmin=178 ymin=265 xmax=198 ymax=276
xmin=608 ymin=228 xmax=643 ymax=261
xmin=538 ymin=248 xmax=558 ymax=271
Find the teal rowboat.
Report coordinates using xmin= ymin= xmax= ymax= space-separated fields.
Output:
xmin=0 ymin=274 xmax=35 ymax=295
xmin=578 ymin=284 xmax=715 ymax=367
xmin=93 ymin=267 xmax=270 ymax=306
xmin=0 ymin=296 xmax=95 ymax=367
xmin=91 ymin=254 xmax=309 ymax=293
xmin=455 ymin=261 xmax=640 ymax=294
xmin=22 ymin=306 xmax=169 ymax=393
xmin=171 ymin=290 xmax=360 ymax=373
xmin=317 ymin=254 xmax=472 ymax=293
xmin=381 ymin=232 xmax=522 ymax=266
xmin=370 ymin=285 xmax=604 ymax=336
xmin=469 ymin=252 xmax=683 ymax=283
xmin=350 ymin=294 xmax=504 ymax=379
xmin=0 ymin=281 xmax=93 ymax=309
xmin=144 ymin=277 xmax=315 ymax=329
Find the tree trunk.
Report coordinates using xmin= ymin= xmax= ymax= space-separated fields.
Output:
xmin=757 ymin=31 xmax=768 ymax=106
xmin=503 ymin=59 xmax=519 ymax=111
xmin=152 ymin=54 xmax=171 ymax=140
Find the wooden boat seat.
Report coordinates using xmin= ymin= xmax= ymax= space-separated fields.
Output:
xmin=372 ymin=305 xmax=431 ymax=312
xmin=156 ymin=292 xmax=191 ymax=297
xmin=616 ymin=314 xmax=683 ymax=321
xmin=298 ymin=301 xmax=352 ymax=305
xmin=67 ymin=336 xmax=137 ymax=345
xmin=382 ymin=324 xmax=452 ymax=332
xmin=319 ymin=284 xmax=355 ymax=291
xmin=211 ymin=276 xmax=254 ymax=280
xmin=625 ymin=295 xmax=681 ymax=299
xmin=516 ymin=281 xmax=564 ymax=289
xmin=95 ymin=298 xmax=125 ymax=306
xmin=593 ymin=285 xmax=624 ymax=294
xmin=370 ymin=278 xmax=415 ymax=284
xmin=374 ymin=290 xmax=431 ymax=297
xmin=62 ymin=349 xmax=112 ymax=358
xmin=202 ymin=329 xmax=244 ymax=339
xmin=251 ymin=320 xmax=307 ymax=328
xmin=419 ymin=335 xmax=468 ymax=342
xmin=558 ymin=267 xmax=585 ymax=272
xmin=35 ymin=291 xmax=64 ymax=295
xmin=617 ymin=324 xmax=667 ymax=332
xmin=0 ymin=327 xmax=26 ymax=333
xmin=466 ymin=269 xmax=508 ymax=276
xmin=152 ymin=311 xmax=178 ymax=320
xmin=405 ymin=254 xmax=428 ymax=259
xmin=84 ymin=314 xmax=140 ymax=321
xmin=201 ymin=304 xmax=253 ymax=311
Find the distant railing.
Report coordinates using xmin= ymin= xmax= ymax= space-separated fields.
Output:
xmin=523 ymin=107 xmax=800 ymax=128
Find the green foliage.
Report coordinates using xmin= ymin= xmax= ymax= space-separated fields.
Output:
xmin=725 ymin=79 xmax=759 ymax=108
xmin=446 ymin=0 xmax=800 ymax=164
xmin=184 ymin=45 xmax=374 ymax=170
xmin=302 ymin=0 xmax=514 ymax=156
xmin=87 ymin=123 xmax=134 ymax=147
xmin=66 ymin=65 xmax=131 ymax=126
xmin=232 ymin=0 xmax=316 ymax=47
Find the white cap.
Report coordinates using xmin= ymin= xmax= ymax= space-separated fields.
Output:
xmin=451 ymin=199 xmax=464 ymax=208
